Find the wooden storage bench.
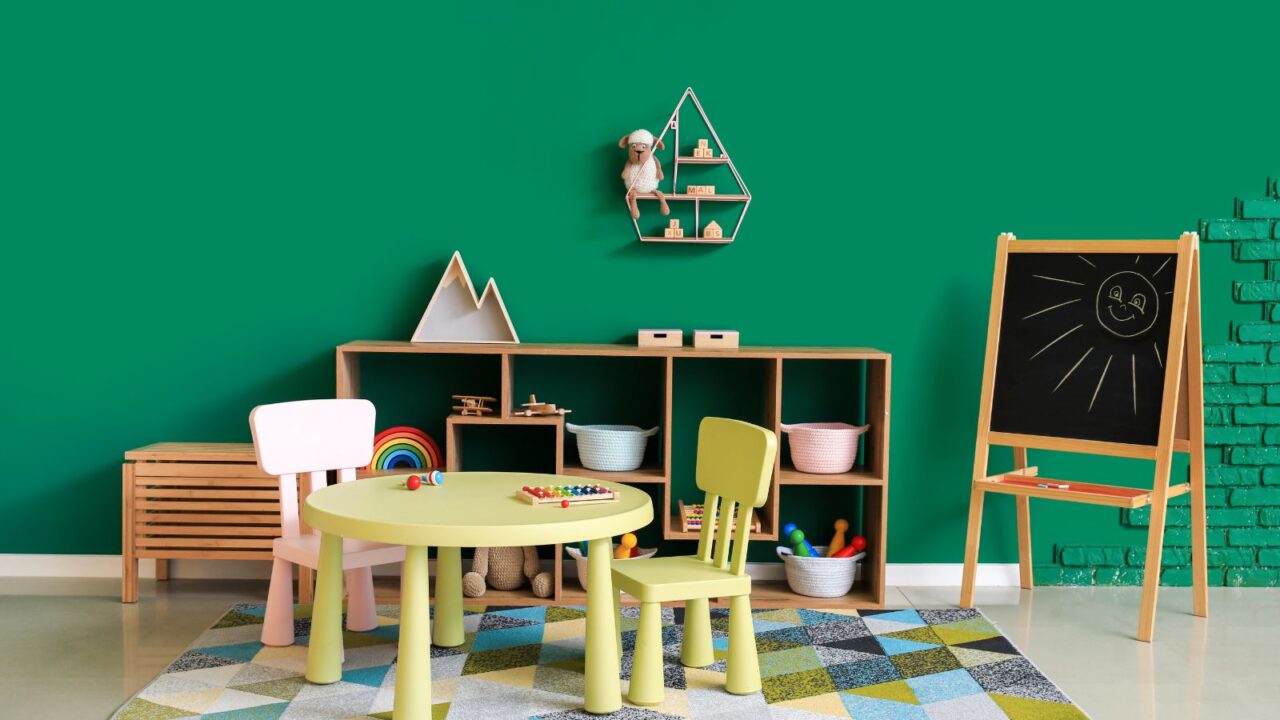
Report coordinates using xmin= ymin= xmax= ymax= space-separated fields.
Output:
xmin=122 ymin=443 xmax=279 ymax=602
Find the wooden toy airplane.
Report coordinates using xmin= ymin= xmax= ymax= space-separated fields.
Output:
xmin=452 ymin=395 xmax=496 ymax=416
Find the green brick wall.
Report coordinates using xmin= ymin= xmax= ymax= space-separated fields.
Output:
xmin=1036 ymin=177 xmax=1280 ymax=587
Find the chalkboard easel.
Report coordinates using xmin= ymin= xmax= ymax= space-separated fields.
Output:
xmin=959 ymin=232 xmax=1206 ymax=643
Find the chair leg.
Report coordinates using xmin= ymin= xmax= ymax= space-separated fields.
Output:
xmin=628 ymin=601 xmax=664 ymax=706
xmin=725 ymin=594 xmax=760 ymax=695
xmin=345 ymin=567 xmax=378 ymax=632
xmin=614 ymin=589 xmax=623 ymax=660
xmin=681 ymin=597 xmax=714 ymax=668
xmin=262 ymin=557 xmax=297 ymax=647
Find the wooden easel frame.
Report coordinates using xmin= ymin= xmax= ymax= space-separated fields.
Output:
xmin=960 ymin=232 xmax=1207 ymax=642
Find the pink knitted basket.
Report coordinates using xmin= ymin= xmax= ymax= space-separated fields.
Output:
xmin=781 ymin=422 xmax=871 ymax=474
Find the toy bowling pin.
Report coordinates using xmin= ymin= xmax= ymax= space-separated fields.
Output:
xmin=827 ymin=518 xmax=849 ymax=557
xmin=615 ymin=533 xmax=638 ymax=559
xmin=788 ymin=527 xmax=817 ymax=557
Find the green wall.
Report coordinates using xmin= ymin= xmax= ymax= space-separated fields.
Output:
xmin=3 ymin=3 xmax=1279 ymax=566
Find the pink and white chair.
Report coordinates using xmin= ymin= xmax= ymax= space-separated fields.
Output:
xmin=249 ymin=399 xmax=405 ymax=646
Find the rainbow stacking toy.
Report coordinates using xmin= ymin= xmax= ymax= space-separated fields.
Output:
xmin=367 ymin=426 xmax=444 ymax=471
xmin=518 ymin=483 xmax=619 ymax=506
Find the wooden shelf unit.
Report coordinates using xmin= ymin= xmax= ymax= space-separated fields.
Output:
xmin=336 ymin=340 xmax=891 ymax=608
xmin=640 ymin=235 xmax=734 ymax=245
xmin=637 ymin=193 xmax=750 ymax=202
xmin=675 ymin=155 xmax=730 ymax=165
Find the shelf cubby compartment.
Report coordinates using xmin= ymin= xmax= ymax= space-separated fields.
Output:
xmin=510 ymin=354 xmax=669 ymax=484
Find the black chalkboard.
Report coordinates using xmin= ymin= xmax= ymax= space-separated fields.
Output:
xmin=990 ymin=251 xmax=1179 ymax=446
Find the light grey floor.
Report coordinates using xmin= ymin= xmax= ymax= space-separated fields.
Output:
xmin=2 ymin=578 xmax=1277 ymax=719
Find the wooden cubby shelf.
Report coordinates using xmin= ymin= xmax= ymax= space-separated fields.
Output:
xmin=641 ymin=236 xmax=733 ymax=245
xmin=675 ymin=156 xmax=730 ymax=165
xmin=562 ymin=462 xmax=666 ymax=484
xmin=638 ymin=193 xmax=749 ymax=202
xmin=779 ymin=465 xmax=885 ymax=486
xmin=337 ymin=340 xmax=891 ymax=608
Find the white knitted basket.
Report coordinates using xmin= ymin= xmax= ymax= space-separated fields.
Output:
xmin=564 ymin=544 xmax=657 ymax=591
xmin=781 ymin=422 xmax=871 ymax=474
xmin=776 ymin=545 xmax=865 ymax=597
xmin=567 ymin=423 xmax=659 ymax=472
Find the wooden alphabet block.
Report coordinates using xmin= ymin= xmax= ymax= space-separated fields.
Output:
xmin=697 ymin=138 xmax=709 ymax=149
xmin=702 ymin=220 xmax=723 ymax=239
xmin=664 ymin=226 xmax=684 ymax=238
xmin=669 ymin=219 xmax=681 ymax=228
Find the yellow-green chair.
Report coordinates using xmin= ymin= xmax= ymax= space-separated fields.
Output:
xmin=612 ymin=417 xmax=777 ymax=706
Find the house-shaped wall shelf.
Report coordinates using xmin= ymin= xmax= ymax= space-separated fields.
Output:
xmin=632 ymin=88 xmax=751 ymax=245
xmin=410 ymin=251 xmax=519 ymax=344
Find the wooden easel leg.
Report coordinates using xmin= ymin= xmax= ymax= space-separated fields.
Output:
xmin=960 ymin=485 xmax=986 ymax=608
xmin=1186 ymin=251 xmax=1209 ymax=618
xmin=1138 ymin=456 xmax=1175 ymax=642
xmin=1189 ymin=459 xmax=1209 ymax=618
xmin=1015 ymin=498 xmax=1033 ymax=590
xmin=1013 ymin=447 xmax=1033 ymax=590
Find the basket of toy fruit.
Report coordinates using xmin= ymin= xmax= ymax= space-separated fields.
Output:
xmin=781 ymin=422 xmax=871 ymax=474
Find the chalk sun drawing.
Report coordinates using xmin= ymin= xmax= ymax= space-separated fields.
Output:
xmin=1028 ymin=255 xmax=1170 ymax=415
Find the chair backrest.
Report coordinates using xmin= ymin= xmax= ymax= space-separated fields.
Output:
xmin=693 ymin=417 xmax=778 ymax=575
xmin=249 ymin=399 xmax=376 ymax=539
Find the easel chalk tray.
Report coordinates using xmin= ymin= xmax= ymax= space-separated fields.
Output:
xmin=519 ymin=483 xmax=620 ymax=506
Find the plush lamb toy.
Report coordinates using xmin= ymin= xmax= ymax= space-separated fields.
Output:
xmin=462 ymin=546 xmax=553 ymax=599
xmin=619 ymin=129 xmax=671 ymax=220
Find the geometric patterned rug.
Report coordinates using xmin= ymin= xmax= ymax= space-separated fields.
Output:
xmin=112 ymin=603 xmax=1088 ymax=719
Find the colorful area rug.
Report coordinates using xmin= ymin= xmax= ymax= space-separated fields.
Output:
xmin=113 ymin=603 xmax=1086 ymax=719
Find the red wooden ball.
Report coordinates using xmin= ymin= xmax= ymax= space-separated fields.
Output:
xmin=561 ymin=499 xmax=570 ymax=508
xmin=850 ymin=535 xmax=867 ymax=552
xmin=406 ymin=475 xmax=422 ymax=491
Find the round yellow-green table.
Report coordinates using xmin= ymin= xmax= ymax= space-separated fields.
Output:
xmin=302 ymin=472 xmax=653 ymax=718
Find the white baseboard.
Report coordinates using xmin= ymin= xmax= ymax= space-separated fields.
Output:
xmin=0 ymin=554 xmax=1020 ymax=587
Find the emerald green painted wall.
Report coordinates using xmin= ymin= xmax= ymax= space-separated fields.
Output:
xmin=3 ymin=3 xmax=1279 ymax=565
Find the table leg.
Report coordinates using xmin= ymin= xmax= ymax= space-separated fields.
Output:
xmin=305 ymin=532 xmax=344 ymax=685
xmin=584 ymin=536 xmax=621 ymax=714
xmin=433 ymin=547 xmax=464 ymax=647
xmin=396 ymin=545 xmax=432 ymax=719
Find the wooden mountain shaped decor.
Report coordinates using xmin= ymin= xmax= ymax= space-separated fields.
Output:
xmin=411 ymin=251 xmax=519 ymax=344
xmin=633 ymin=87 xmax=751 ymax=245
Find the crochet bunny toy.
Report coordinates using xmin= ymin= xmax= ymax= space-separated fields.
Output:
xmin=619 ymin=129 xmax=671 ymax=220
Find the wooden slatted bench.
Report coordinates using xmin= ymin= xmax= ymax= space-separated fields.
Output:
xmin=122 ymin=443 xmax=279 ymax=602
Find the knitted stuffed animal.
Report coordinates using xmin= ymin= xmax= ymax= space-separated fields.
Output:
xmin=619 ymin=129 xmax=671 ymax=220
xmin=462 ymin=546 xmax=553 ymax=598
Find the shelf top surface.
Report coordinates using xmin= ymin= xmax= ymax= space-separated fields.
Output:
xmin=639 ymin=193 xmax=749 ymax=201
xmin=339 ymin=340 xmax=889 ymax=360
xmin=126 ymin=442 xmax=258 ymax=462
